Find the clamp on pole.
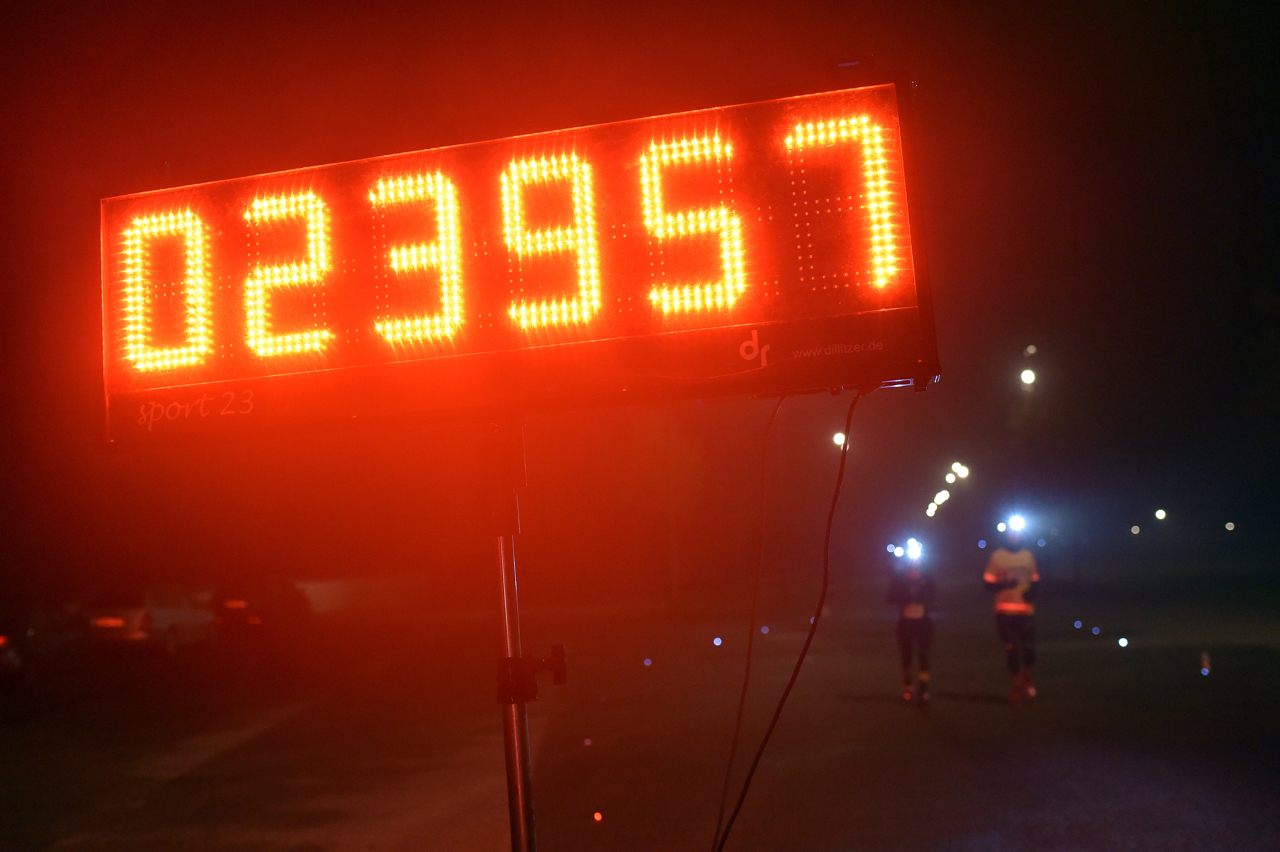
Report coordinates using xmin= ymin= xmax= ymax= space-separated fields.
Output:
xmin=497 ymin=645 xmax=568 ymax=704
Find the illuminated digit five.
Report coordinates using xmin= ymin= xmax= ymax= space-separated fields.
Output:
xmin=122 ymin=117 xmax=899 ymax=369
xmin=641 ymin=136 xmax=745 ymax=313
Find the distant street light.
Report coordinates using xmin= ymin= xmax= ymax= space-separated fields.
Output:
xmin=833 ymin=432 xmax=846 ymax=446
xmin=1155 ymin=509 xmax=1166 ymax=520
xmin=1225 ymin=522 xmax=1235 ymax=531
xmin=1020 ymin=369 xmax=1036 ymax=385
xmin=1008 ymin=515 xmax=1026 ymax=532
xmin=1131 ymin=525 xmax=1140 ymax=535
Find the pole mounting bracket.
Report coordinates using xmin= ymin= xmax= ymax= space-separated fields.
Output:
xmin=497 ymin=644 xmax=567 ymax=704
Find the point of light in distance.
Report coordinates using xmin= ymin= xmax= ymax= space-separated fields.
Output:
xmin=1021 ymin=369 xmax=1035 ymax=385
xmin=906 ymin=538 xmax=922 ymax=560
xmin=761 ymin=626 xmax=769 ymax=634
xmin=643 ymin=658 xmax=651 ymax=666
xmin=1226 ymin=522 xmax=1235 ymax=531
xmin=593 ymin=812 xmax=603 ymax=822
xmin=1092 ymin=627 xmax=1100 ymax=635
xmin=713 ymin=637 xmax=722 ymax=646
xmin=833 ymin=432 xmax=846 ymax=446
xmin=1131 ymin=525 xmax=1140 ymax=535
xmin=1155 ymin=509 xmax=1166 ymax=520
xmin=886 ymin=544 xmax=896 ymax=553
xmin=1118 ymin=638 xmax=1129 ymax=647
xmin=1037 ymin=539 xmax=1046 ymax=547
xmin=997 ymin=522 xmax=1006 ymax=532
xmin=584 ymin=738 xmax=592 ymax=746
xmin=951 ymin=462 xmax=969 ymax=478
xmin=1008 ymin=515 xmax=1026 ymax=532
xmin=1024 ymin=344 xmax=1037 ymax=356
xmin=978 ymin=539 xmax=987 ymax=548
xmin=894 ymin=546 xmax=905 ymax=557
xmin=946 ymin=472 xmax=956 ymax=483
xmin=1074 ymin=620 xmax=1082 ymax=628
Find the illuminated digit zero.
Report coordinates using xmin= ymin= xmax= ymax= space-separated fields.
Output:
xmin=121 ymin=211 xmax=211 ymax=371
xmin=502 ymin=155 xmax=601 ymax=328
xmin=784 ymin=117 xmax=898 ymax=287
xmin=369 ymin=174 xmax=463 ymax=342
xmin=244 ymin=192 xmax=332 ymax=356
xmin=640 ymin=136 xmax=745 ymax=313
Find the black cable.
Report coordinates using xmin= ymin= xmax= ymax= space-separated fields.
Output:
xmin=711 ymin=394 xmax=786 ymax=851
xmin=713 ymin=391 xmax=861 ymax=852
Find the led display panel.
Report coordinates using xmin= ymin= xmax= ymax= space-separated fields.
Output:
xmin=101 ymin=82 xmax=938 ymax=443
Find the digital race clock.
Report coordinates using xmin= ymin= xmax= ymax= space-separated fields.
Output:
xmin=101 ymin=80 xmax=938 ymax=442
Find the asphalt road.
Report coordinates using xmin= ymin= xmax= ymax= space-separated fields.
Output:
xmin=2 ymin=566 xmax=1277 ymax=852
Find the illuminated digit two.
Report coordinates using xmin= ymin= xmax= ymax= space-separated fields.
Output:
xmin=370 ymin=174 xmax=463 ymax=342
xmin=785 ymin=117 xmax=898 ymax=287
xmin=244 ymin=192 xmax=332 ymax=356
xmin=121 ymin=211 xmax=211 ymax=371
xmin=502 ymin=154 xmax=601 ymax=328
xmin=640 ymin=136 xmax=745 ymax=313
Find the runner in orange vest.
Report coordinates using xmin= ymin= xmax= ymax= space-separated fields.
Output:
xmin=983 ymin=523 xmax=1040 ymax=703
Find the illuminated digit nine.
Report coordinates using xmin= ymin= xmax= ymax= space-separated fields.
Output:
xmin=244 ymin=191 xmax=332 ymax=356
xmin=640 ymin=136 xmax=746 ymax=313
xmin=784 ymin=117 xmax=898 ymax=287
xmin=502 ymin=154 xmax=601 ymax=328
xmin=121 ymin=210 xmax=212 ymax=371
xmin=370 ymin=173 xmax=464 ymax=342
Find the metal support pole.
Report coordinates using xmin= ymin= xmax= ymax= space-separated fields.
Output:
xmin=488 ymin=420 xmax=536 ymax=852
xmin=498 ymin=533 xmax=536 ymax=852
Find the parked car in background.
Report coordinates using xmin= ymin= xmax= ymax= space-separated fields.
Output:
xmin=0 ymin=629 xmax=22 ymax=683
xmin=211 ymin=580 xmax=312 ymax=644
xmin=88 ymin=585 xmax=215 ymax=654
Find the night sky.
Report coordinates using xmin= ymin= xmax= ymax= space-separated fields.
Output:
xmin=0 ymin=1 xmax=1275 ymax=607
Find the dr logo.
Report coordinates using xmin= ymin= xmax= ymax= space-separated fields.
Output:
xmin=739 ymin=329 xmax=770 ymax=367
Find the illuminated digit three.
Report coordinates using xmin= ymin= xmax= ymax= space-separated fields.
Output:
xmin=370 ymin=173 xmax=463 ymax=342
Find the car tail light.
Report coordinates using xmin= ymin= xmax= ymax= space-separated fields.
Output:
xmin=0 ymin=635 xmax=8 ymax=647
xmin=93 ymin=616 xmax=125 ymax=628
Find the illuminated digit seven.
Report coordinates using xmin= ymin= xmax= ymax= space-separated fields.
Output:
xmin=244 ymin=191 xmax=332 ymax=356
xmin=370 ymin=173 xmax=464 ymax=342
xmin=785 ymin=117 xmax=898 ymax=287
xmin=502 ymin=154 xmax=601 ymax=328
xmin=640 ymin=136 xmax=746 ymax=313
xmin=122 ymin=211 xmax=211 ymax=370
